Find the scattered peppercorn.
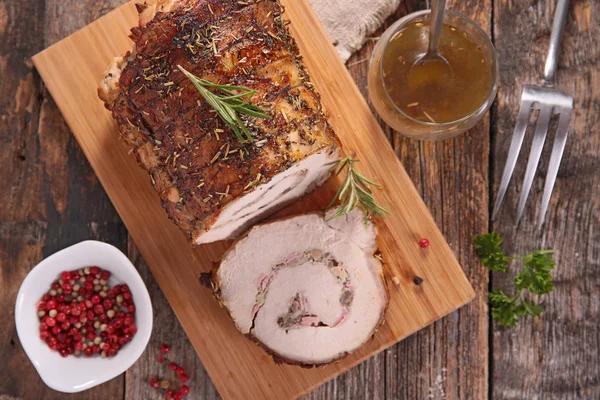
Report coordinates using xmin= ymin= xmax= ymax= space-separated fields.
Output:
xmin=148 ymin=345 xmax=192 ymax=398
xmin=160 ymin=343 xmax=171 ymax=353
xmin=149 ymin=377 xmax=160 ymax=389
xmin=418 ymin=238 xmax=430 ymax=248
xmin=413 ymin=276 xmax=424 ymax=285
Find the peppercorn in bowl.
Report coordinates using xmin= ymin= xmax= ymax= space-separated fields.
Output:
xmin=14 ymin=241 xmax=153 ymax=393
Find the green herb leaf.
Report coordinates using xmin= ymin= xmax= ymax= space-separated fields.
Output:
xmin=518 ymin=299 xmax=544 ymax=317
xmin=473 ymin=232 xmax=510 ymax=272
xmin=489 ymin=291 xmax=544 ymax=327
xmin=489 ymin=290 xmax=519 ymax=327
xmin=327 ymin=157 xmax=389 ymax=222
xmin=178 ymin=65 xmax=271 ymax=143
xmin=474 ymin=233 xmax=555 ymax=328
xmin=515 ymin=250 xmax=555 ymax=295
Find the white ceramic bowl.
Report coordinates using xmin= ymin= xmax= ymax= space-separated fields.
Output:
xmin=14 ymin=240 xmax=153 ymax=393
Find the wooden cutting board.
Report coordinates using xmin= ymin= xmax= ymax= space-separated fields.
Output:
xmin=32 ymin=1 xmax=475 ymax=398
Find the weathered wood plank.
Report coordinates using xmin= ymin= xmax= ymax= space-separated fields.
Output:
xmin=1 ymin=0 xmax=128 ymax=398
xmin=306 ymin=354 xmax=386 ymax=400
xmin=0 ymin=0 xmax=57 ymax=397
xmin=492 ymin=0 xmax=600 ymax=399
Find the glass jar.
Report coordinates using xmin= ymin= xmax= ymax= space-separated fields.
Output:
xmin=368 ymin=10 xmax=499 ymax=140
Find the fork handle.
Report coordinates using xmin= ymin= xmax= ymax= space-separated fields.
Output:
xmin=543 ymin=0 xmax=570 ymax=85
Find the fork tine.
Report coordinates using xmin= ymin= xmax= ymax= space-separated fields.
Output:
xmin=492 ymin=98 xmax=533 ymax=219
xmin=537 ymin=108 xmax=572 ymax=230
xmin=515 ymin=106 xmax=553 ymax=224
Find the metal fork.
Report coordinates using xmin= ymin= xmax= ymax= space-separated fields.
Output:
xmin=492 ymin=0 xmax=573 ymax=230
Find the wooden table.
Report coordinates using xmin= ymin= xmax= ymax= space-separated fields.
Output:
xmin=1 ymin=0 xmax=598 ymax=398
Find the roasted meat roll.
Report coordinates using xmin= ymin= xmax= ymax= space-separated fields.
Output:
xmin=214 ymin=209 xmax=388 ymax=365
xmin=98 ymin=0 xmax=339 ymax=244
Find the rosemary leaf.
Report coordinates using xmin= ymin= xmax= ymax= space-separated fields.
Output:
xmin=178 ymin=65 xmax=271 ymax=143
xmin=327 ymin=157 xmax=389 ymax=222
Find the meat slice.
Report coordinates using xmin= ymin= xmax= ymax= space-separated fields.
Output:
xmin=98 ymin=0 xmax=339 ymax=244
xmin=214 ymin=209 xmax=388 ymax=365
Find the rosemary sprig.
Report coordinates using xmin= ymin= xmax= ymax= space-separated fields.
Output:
xmin=178 ymin=65 xmax=271 ymax=143
xmin=327 ymin=157 xmax=389 ymax=222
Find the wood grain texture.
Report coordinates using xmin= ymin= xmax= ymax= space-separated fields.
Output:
xmin=492 ymin=0 xmax=600 ymax=398
xmin=125 ymin=241 xmax=219 ymax=400
xmin=30 ymin=1 xmax=474 ymax=399
xmin=1 ymin=0 xmax=127 ymax=398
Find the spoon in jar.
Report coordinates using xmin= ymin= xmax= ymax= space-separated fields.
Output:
xmin=407 ymin=0 xmax=453 ymax=89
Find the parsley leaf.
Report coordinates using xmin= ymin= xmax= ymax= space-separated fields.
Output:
xmin=489 ymin=290 xmax=545 ymax=327
xmin=473 ymin=232 xmax=510 ymax=272
xmin=473 ymin=233 xmax=555 ymax=327
xmin=515 ymin=250 xmax=555 ymax=295
xmin=518 ymin=299 xmax=544 ymax=317
xmin=489 ymin=290 xmax=519 ymax=327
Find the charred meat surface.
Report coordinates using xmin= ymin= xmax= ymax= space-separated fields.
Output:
xmin=214 ymin=208 xmax=388 ymax=365
xmin=98 ymin=0 xmax=339 ymax=244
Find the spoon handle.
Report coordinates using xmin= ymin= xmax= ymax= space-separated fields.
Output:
xmin=428 ymin=0 xmax=446 ymax=54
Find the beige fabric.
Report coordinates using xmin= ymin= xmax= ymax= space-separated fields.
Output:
xmin=309 ymin=0 xmax=402 ymax=62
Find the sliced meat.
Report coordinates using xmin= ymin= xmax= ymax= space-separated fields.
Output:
xmin=98 ymin=0 xmax=340 ymax=244
xmin=214 ymin=208 xmax=388 ymax=365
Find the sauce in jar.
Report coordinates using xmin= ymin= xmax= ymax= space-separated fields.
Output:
xmin=382 ymin=20 xmax=493 ymax=124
